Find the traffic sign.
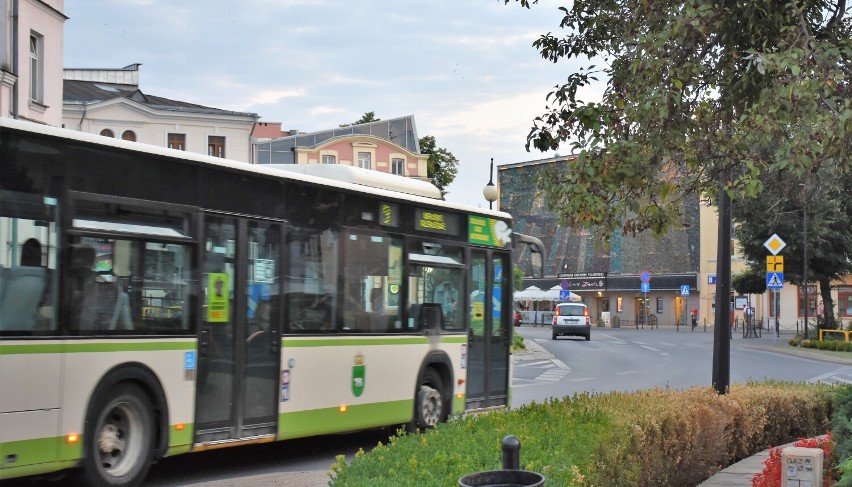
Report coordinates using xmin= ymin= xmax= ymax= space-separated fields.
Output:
xmin=640 ymin=270 xmax=651 ymax=283
xmin=766 ymin=272 xmax=784 ymax=289
xmin=680 ymin=285 xmax=690 ymax=296
xmin=559 ymin=290 xmax=572 ymax=301
xmin=641 ymin=282 xmax=650 ymax=293
xmin=560 ymin=279 xmax=569 ymax=290
xmin=766 ymin=255 xmax=784 ymax=272
xmin=764 ymin=234 xmax=787 ymax=255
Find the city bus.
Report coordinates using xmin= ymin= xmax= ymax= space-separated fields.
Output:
xmin=0 ymin=118 xmax=544 ymax=486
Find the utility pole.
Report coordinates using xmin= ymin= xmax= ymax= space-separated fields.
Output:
xmin=712 ymin=172 xmax=732 ymax=394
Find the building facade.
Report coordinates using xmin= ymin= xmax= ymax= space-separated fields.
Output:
xmin=500 ymin=156 xmax=700 ymax=328
xmin=253 ymin=116 xmax=430 ymax=181
xmin=1 ymin=0 xmax=66 ymax=126
xmin=62 ymin=64 xmax=259 ymax=162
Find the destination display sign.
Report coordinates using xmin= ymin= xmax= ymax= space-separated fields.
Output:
xmin=556 ymin=272 xmax=607 ymax=291
xmin=468 ymin=216 xmax=512 ymax=248
xmin=415 ymin=208 xmax=459 ymax=236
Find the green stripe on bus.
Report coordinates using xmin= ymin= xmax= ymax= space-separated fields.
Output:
xmin=282 ymin=335 xmax=466 ymax=348
xmin=278 ymin=400 xmax=412 ymax=439
xmin=0 ymin=341 xmax=195 ymax=355
xmin=0 ymin=436 xmax=81 ymax=480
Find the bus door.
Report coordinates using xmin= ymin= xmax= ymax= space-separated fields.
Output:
xmin=466 ymin=250 xmax=510 ymax=409
xmin=195 ymin=215 xmax=282 ymax=444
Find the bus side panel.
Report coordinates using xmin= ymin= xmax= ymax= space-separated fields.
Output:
xmin=0 ymin=344 xmax=62 ymax=478
xmin=277 ymin=337 xmax=464 ymax=439
xmin=58 ymin=341 xmax=197 ymax=458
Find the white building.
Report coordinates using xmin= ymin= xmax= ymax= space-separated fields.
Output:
xmin=62 ymin=64 xmax=259 ymax=162
xmin=0 ymin=0 xmax=66 ymax=126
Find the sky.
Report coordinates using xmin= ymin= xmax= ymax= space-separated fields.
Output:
xmin=63 ymin=0 xmax=603 ymax=208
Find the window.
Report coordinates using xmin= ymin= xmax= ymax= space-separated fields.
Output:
xmin=208 ymin=136 xmax=226 ymax=158
xmin=769 ymin=290 xmax=779 ymax=317
xmin=840 ymin=288 xmax=852 ymax=317
xmin=342 ymin=231 xmax=405 ymax=333
xmin=797 ymin=286 xmax=817 ymax=318
xmin=408 ymin=242 xmax=465 ymax=332
xmin=0 ymin=190 xmax=59 ymax=334
xmin=285 ymin=225 xmax=339 ymax=333
xmin=168 ymin=133 xmax=186 ymax=151
xmin=99 ymin=129 xmax=115 ymax=138
xmin=391 ymin=158 xmax=405 ymax=175
xmin=29 ymin=33 xmax=43 ymax=103
xmin=68 ymin=199 xmax=194 ymax=335
xmin=358 ymin=152 xmax=371 ymax=169
xmin=122 ymin=130 xmax=137 ymax=142
xmin=656 ymin=297 xmax=663 ymax=314
xmin=321 ymin=154 xmax=336 ymax=164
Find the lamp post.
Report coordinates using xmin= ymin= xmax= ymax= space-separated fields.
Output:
xmin=483 ymin=157 xmax=498 ymax=210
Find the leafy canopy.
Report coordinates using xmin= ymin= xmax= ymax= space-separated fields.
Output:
xmin=510 ymin=0 xmax=851 ymax=239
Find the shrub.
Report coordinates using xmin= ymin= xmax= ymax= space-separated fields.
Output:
xmin=789 ymin=336 xmax=802 ymax=347
xmin=833 ymin=385 xmax=852 ymax=462
xmin=329 ymin=383 xmax=835 ymax=487
xmin=511 ymin=334 xmax=525 ymax=352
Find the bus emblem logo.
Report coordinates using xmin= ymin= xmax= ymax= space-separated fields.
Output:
xmin=352 ymin=353 xmax=365 ymax=397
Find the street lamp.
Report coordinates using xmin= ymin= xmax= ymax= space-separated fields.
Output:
xmin=483 ymin=157 xmax=498 ymax=210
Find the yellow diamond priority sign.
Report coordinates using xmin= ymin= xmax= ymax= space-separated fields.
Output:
xmin=763 ymin=234 xmax=786 ymax=256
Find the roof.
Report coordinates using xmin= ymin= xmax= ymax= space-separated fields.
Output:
xmin=63 ymin=79 xmax=259 ymax=118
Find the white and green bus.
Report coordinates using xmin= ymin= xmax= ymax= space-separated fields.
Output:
xmin=0 ymin=118 xmax=543 ymax=486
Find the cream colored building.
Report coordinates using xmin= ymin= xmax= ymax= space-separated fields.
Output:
xmin=1 ymin=0 xmax=66 ymax=126
xmin=62 ymin=64 xmax=259 ymax=162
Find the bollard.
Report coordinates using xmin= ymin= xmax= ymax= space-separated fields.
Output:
xmin=502 ymin=435 xmax=520 ymax=470
xmin=458 ymin=435 xmax=545 ymax=487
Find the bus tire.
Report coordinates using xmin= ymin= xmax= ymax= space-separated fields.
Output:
xmin=81 ymin=383 xmax=154 ymax=487
xmin=412 ymin=368 xmax=444 ymax=431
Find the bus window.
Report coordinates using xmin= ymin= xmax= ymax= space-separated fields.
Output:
xmin=342 ymin=231 xmax=403 ymax=333
xmin=0 ymin=190 xmax=58 ymax=334
xmin=407 ymin=242 xmax=465 ymax=332
xmin=69 ymin=237 xmax=192 ymax=334
xmin=285 ymin=226 xmax=339 ymax=333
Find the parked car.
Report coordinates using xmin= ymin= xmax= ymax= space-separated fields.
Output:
xmin=552 ymin=303 xmax=591 ymax=340
xmin=514 ymin=310 xmax=522 ymax=327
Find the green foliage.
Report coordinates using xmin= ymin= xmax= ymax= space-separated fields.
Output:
xmin=505 ymin=0 xmax=852 ymax=240
xmin=511 ymin=333 xmax=526 ymax=352
xmin=340 ymin=111 xmax=380 ymax=127
xmin=838 ymin=457 xmax=852 ymax=487
xmin=513 ymin=267 xmax=524 ymax=290
xmin=832 ymin=385 xmax=852 ymax=461
xmin=733 ymin=268 xmax=767 ymax=295
xmin=419 ymin=135 xmax=459 ymax=196
xmin=330 ymin=383 xmax=834 ymax=486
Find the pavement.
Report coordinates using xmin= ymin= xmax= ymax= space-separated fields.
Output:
xmin=198 ymin=331 xmax=846 ymax=486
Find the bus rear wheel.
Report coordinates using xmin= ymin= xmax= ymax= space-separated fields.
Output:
xmin=82 ymin=383 xmax=154 ymax=487
xmin=412 ymin=369 xmax=445 ymax=431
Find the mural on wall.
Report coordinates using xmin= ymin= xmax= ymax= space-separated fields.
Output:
xmin=500 ymin=158 xmax=701 ymax=277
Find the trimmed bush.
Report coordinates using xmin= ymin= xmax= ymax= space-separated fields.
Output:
xmin=329 ymin=382 xmax=835 ymax=486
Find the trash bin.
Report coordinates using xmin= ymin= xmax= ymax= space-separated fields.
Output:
xmin=458 ymin=469 xmax=545 ymax=487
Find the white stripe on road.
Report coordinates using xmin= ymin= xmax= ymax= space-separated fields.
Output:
xmin=551 ymin=359 xmax=570 ymax=370
xmin=640 ymin=345 xmax=660 ymax=352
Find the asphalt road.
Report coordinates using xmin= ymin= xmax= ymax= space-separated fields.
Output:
xmin=511 ymin=324 xmax=852 ymax=407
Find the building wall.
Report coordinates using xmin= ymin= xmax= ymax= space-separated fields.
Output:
xmin=501 ymin=158 xmax=701 ymax=327
xmin=2 ymin=0 xmax=65 ymax=126
xmin=63 ymin=100 xmax=257 ymax=162
xmin=294 ymin=135 xmax=428 ymax=177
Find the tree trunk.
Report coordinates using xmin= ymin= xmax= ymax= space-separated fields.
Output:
xmin=819 ymin=276 xmax=836 ymax=330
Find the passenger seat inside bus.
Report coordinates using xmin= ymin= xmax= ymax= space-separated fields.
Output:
xmin=0 ymin=265 xmax=47 ymax=331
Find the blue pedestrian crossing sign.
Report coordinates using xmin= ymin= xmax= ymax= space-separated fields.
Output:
xmin=680 ymin=285 xmax=690 ymax=296
xmin=766 ymin=272 xmax=784 ymax=289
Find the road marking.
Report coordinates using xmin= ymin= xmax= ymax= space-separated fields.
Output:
xmin=522 ymin=360 xmax=554 ymax=367
xmin=536 ymin=370 xmax=570 ymax=382
xmin=640 ymin=345 xmax=660 ymax=352
xmin=568 ymin=377 xmax=594 ymax=382
xmin=551 ymin=359 xmax=570 ymax=370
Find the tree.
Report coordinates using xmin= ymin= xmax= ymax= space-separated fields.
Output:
xmin=419 ymin=135 xmax=459 ymax=196
xmin=733 ymin=166 xmax=852 ymax=329
xmin=508 ymin=0 xmax=851 ymax=238
xmin=732 ymin=268 xmax=767 ymax=297
xmin=340 ymin=111 xmax=380 ymax=127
